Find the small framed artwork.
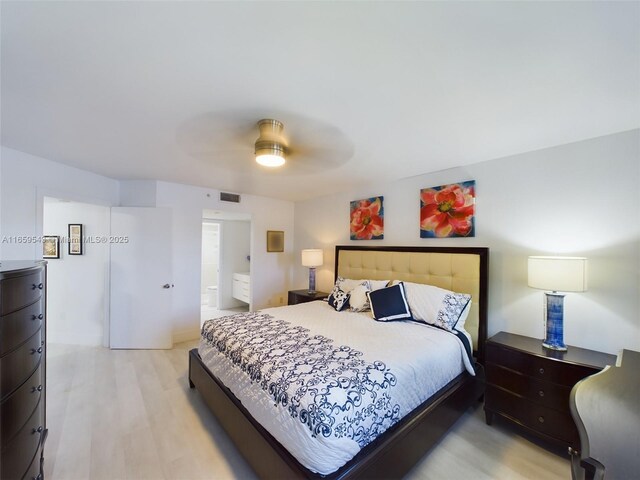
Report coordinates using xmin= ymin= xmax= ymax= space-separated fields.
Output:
xmin=420 ymin=180 xmax=476 ymax=238
xmin=68 ymin=224 xmax=83 ymax=255
xmin=266 ymin=230 xmax=284 ymax=252
xmin=43 ymin=236 xmax=60 ymax=259
xmin=350 ymin=196 xmax=384 ymax=240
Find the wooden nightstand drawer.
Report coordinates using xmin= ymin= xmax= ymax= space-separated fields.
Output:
xmin=486 ymin=385 xmax=578 ymax=446
xmin=484 ymin=332 xmax=616 ymax=451
xmin=487 ymin=342 xmax=595 ymax=386
xmin=486 ymin=363 xmax=571 ymax=411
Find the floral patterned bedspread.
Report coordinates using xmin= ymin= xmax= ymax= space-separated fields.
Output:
xmin=201 ymin=311 xmax=400 ymax=447
xmin=198 ymin=301 xmax=469 ymax=475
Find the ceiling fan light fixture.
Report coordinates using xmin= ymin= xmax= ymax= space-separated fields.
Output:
xmin=255 ymin=142 xmax=286 ymax=167
xmin=255 ymin=119 xmax=287 ymax=167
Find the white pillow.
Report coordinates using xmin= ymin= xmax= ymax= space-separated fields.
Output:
xmin=337 ymin=277 xmax=365 ymax=293
xmin=336 ymin=278 xmax=388 ymax=293
xmin=396 ymin=281 xmax=472 ymax=332
xmin=365 ymin=279 xmax=390 ymax=291
xmin=348 ymin=281 xmax=372 ymax=312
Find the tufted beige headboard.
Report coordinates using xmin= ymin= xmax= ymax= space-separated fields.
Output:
xmin=335 ymin=246 xmax=489 ymax=364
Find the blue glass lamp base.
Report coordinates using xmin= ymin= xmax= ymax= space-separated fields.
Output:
xmin=308 ymin=267 xmax=316 ymax=294
xmin=543 ymin=292 xmax=567 ymax=351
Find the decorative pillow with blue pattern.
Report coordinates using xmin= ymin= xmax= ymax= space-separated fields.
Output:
xmin=393 ymin=281 xmax=472 ymax=332
xmin=348 ymin=280 xmax=373 ymax=312
xmin=327 ymin=283 xmax=350 ymax=311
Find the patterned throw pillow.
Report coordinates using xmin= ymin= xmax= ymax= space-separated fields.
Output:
xmin=433 ymin=292 xmax=472 ymax=331
xmin=396 ymin=281 xmax=472 ymax=332
xmin=328 ymin=284 xmax=350 ymax=311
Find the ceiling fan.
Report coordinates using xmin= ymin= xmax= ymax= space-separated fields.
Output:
xmin=176 ymin=111 xmax=354 ymax=175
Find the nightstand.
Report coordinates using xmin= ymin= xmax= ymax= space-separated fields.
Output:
xmin=287 ymin=290 xmax=329 ymax=305
xmin=484 ymin=332 xmax=616 ymax=452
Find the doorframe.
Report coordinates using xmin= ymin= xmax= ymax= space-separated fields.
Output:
xmin=36 ymin=187 xmax=113 ymax=347
xmin=201 ymin=219 xmax=222 ymax=309
xmin=201 ymin=210 xmax=253 ymax=313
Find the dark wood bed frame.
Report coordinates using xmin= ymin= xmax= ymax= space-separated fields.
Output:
xmin=189 ymin=245 xmax=489 ymax=479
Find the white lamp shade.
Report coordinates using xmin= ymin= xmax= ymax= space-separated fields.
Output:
xmin=301 ymin=249 xmax=323 ymax=267
xmin=528 ymin=256 xmax=588 ymax=292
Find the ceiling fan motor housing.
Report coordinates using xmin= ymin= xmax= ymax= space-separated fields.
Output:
xmin=255 ymin=119 xmax=287 ymax=157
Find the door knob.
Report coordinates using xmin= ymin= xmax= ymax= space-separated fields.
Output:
xmin=163 ymin=284 xmax=171 ymax=289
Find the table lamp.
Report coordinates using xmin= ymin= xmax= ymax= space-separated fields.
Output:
xmin=528 ymin=256 xmax=588 ymax=351
xmin=301 ymin=249 xmax=323 ymax=294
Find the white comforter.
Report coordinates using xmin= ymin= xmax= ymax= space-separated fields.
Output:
xmin=198 ymin=300 xmax=473 ymax=475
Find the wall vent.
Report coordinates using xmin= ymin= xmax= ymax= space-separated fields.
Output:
xmin=220 ymin=192 xmax=241 ymax=203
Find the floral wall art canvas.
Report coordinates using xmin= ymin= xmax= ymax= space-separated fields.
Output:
xmin=420 ymin=181 xmax=475 ymax=238
xmin=350 ymin=196 xmax=384 ymax=240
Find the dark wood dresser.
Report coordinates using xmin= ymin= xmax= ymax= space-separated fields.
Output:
xmin=0 ymin=261 xmax=47 ymax=480
xmin=287 ymin=290 xmax=329 ymax=305
xmin=485 ymin=332 xmax=616 ymax=452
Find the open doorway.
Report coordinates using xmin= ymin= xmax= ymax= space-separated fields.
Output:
xmin=201 ymin=209 xmax=251 ymax=325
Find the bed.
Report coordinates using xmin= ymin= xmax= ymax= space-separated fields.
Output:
xmin=189 ymin=245 xmax=489 ymax=479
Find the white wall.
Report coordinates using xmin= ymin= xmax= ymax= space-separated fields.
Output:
xmin=43 ymin=199 xmax=110 ymax=346
xmin=293 ymin=130 xmax=640 ymax=356
xmin=0 ymin=147 xmax=119 ymax=260
xmin=119 ymin=180 xmax=158 ymax=207
xmin=0 ymin=148 xmax=294 ymax=346
xmin=155 ymin=181 xmax=295 ymax=343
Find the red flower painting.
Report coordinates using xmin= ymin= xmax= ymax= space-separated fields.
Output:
xmin=350 ymin=196 xmax=384 ymax=240
xmin=420 ymin=181 xmax=475 ymax=238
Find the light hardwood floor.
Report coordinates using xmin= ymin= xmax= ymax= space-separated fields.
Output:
xmin=45 ymin=341 xmax=570 ymax=480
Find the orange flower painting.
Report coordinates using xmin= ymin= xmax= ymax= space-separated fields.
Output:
xmin=350 ymin=196 xmax=384 ymax=240
xmin=420 ymin=181 xmax=475 ymax=238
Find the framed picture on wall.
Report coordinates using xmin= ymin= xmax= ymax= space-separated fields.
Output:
xmin=68 ymin=224 xmax=83 ymax=255
xmin=266 ymin=230 xmax=284 ymax=252
xmin=43 ymin=235 xmax=60 ymax=259
xmin=350 ymin=196 xmax=384 ymax=240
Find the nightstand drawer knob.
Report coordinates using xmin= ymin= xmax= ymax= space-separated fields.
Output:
xmin=538 ymin=416 xmax=545 ymax=423
xmin=538 ymin=390 xmax=545 ymax=397
xmin=539 ymin=367 xmax=545 ymax=374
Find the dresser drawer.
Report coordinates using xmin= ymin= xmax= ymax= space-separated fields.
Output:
xmin=486 ymin=362 xmax=571 ymax=411
xmin=0 ymin=270 xmax=44 ymax=316
xmin=0 ymin=398 xmax=44 ymax=480
xmin=24 ymin=445 xmax=44 ymax=480
xmin=1 ymin=364 xmax=43 ymax=445
xmin=486 ymin=343 xmax=596 ymax=386
xmin=0 ymin=329 xmax=44 ymax=399
xmin=486 ymin=385 xmax=578 ymax=446
xmin=0 ymin=300 xmax=44 ymax=356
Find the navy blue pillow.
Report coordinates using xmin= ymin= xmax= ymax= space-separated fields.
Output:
xmin=366 ymin=282 xmax=413 ymax=322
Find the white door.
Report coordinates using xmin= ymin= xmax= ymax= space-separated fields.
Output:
xmin=110 ymin=207 xmax=173 ymax=349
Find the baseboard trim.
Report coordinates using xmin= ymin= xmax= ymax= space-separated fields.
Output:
xmin=173 ymin=326 xmax=201 ymax=344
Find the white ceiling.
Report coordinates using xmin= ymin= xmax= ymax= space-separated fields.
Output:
xmin=2 ymin=1 xmax=638 ymax=202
